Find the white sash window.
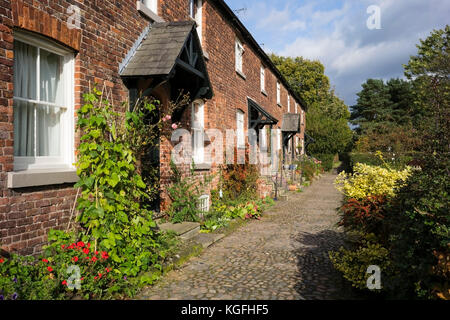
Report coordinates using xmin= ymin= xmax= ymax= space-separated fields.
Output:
xmin=13 ymin=33 xmax=74 ymax=171
xmin=236 ymin=110 xmax=245 ymax=148
xmin=277 ymin=82 xmax=281 ymax=105
xmin=260 ymin=66 xmax=265 ymax=92
xmin=192 ymin=100 xmax=204 ymax=164
xmin=235 ymin=39 xmax=244 ymax=73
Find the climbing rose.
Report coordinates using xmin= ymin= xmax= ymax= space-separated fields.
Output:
xmin=0 ymin=258 xmax=4 ymax=263
xmin=101 ymin=251 xmax=109 ymax=259
xmin=77 ymin=241 xmax=85 ymax=248
xmin=42 ymin=259 xmax=48 ymax=263
xmin=83 ymin=248 xmax=89 ymax=254
xmin=47 ymin=266 xmax=53 ymax=272
xmin=92 ymin=256 xmax=98 ymax=262
xmin=72 ymin=256 xmax=79 ymax=262
xmin=62 ymin=280 xmax=67 ymax=286
xmin=171 ymin=123 xmax=178 ymax=129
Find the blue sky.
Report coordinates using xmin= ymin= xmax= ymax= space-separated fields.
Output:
xmin=224 ymin=0 xmax=450 ymax=106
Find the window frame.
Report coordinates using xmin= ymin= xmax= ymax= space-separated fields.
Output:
xmin=276 ymin=82 xmax=281 ymax=106
xmin=235 ymin=38 xmax=244 ymax=74
xmin=287 ymin=95 xmax=291 ymax=112
xmin=191 ymin=99 xmax=205 ymax=164
xmin=141 ymin=0 xmax=158 ymax=14
xmin=236 ymin=109 xmax=245 ymax=148
xmin=13 ymin=32 xmax=75 ymax=172
xmin=260 ymin=65 xmax=265 ymax=93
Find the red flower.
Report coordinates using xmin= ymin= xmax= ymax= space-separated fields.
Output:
xmin=105 ymin=267 xmax=110 ymax=273
xmin=95 ymin=251 xmax=99 ymax=255
xmin=47 ymin=266 xmax=53 ymax=272
xmin=94 ymin=276 xmax=98 ymax=280
xmin=85 ymin=256 xmax=90 ymax=260
xmin=62 ymin=280 xmax=67 ymax=286
xmin=80 ymin=277 xmax=84 ymax=281
xmin=83 ymin=248 xmax=89 ymax=255
xmin=42 ymin=258 xmax=49 ymax=263
xmin=61 ymin=244 xmax=65 ymax=249
xmin=68 ymin=245 xmax=74 ymax=250
xmin=87 ymin=243 xmax=91 ymax=249
xmin=77 ymin=241 xmax=85 ymax=248
xmin=91 ymin=256 xmax=98 ymax=262
xmin=98 ymin=273 xmax=102 ymax=278
xmin=0 ymin=258 xmax=4 ymax=263
xmin=101 ymin=251 xmax=109 ymax=259
xmin=72 ymin=256 xmax=79 ymax=262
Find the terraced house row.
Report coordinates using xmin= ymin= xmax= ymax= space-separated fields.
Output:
xmin=0 ymin=0 xmax=307 ymax=255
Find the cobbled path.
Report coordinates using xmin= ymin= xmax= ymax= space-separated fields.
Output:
xmin=139 ymin=172 xmax=358 ymax=300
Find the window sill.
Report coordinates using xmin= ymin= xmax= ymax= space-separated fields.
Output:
xmin=7 ymin=168 xmax=79 ymax=189
xmin=192 ymin=163 xmax=211 ymax=171
xmin=236 ymin=70 xmax=246 ymax=80
xmin=261 ymin=90 xmax=268 ymax=97
xmin=136 ymin=1 xmax=164 ymax=23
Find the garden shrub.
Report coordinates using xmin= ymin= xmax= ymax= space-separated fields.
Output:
xmin=349 ymin=152 xmax=420 ymax=171
xmin=382 ymin=154 xmax=450 ymax=299
xmin=167 ymin=160 xmax=210 ymax=223
xmin=219 ymin=148 xmax=260 ymax=203
xmin=315 ymin=153 xmax=334 ymax=171
xmin=329 ymin=238 xmax=393 ymax=291
xmin=0 ymin=231 xmax=122 ymax=300
xmin=335 ymin=161 xmax=412 ymax=200
xmin=295 ymin=157 xmax=323 ymax=182
xmin=338 ymin=196 xmax=387 ymax=236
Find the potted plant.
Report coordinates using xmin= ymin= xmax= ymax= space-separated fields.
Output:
xmin=287 ymin=180 xmax=297 ymax=191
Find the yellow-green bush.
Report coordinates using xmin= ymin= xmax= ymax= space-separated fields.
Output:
xmin=334 ymin=162 xmax=412 ymax=200
xmin=329 ymin=239 xmax=392 ymax=291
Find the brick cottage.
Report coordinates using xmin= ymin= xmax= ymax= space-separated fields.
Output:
xmin=0 ymin=0 xmax=307 ymax=255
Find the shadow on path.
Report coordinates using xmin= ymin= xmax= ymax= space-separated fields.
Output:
xmin=292 ymin=229 xmax=359 ymax=300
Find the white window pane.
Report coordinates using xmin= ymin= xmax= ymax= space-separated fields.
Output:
xmin=37 ymin=105 xmax=62 ymax=156
xmin=13 ymin=100 xmax=35 ymax=156
xmin=13 ymin=41 xmax=37 ymax=100
xmin=40 ymin=48 xmax=63 ymax=105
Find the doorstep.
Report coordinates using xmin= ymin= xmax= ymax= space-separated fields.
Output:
xmin=191 ymin=233 xmax=225 ymax=249
xmin=158 ymin=221 xmax=200 ymax=240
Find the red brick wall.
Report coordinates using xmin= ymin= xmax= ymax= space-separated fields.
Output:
xmin=0 ymin=0 xmax=155 ymax=255
xmin=0 ymin=0 xmax=306 ymax=255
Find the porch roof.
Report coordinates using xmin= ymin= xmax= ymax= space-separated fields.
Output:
xmin=120 ymin=21 xmax=213 ymax=99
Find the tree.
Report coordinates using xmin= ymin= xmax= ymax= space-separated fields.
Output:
xmin=271 ymin=54 xmax=352 ymax=157
xmin=404 ymin=25 xmax=449 ymax=155
xmin=351 ymin=79 xmax=393 ymax=135
xmin=350 ymin=78 xmax=425 ymax=152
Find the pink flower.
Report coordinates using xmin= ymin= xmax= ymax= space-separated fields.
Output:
xmin=171 ymin=123 xmax=178 ymax=130
xmin=166 ymin=115 xmax=171 ymax=120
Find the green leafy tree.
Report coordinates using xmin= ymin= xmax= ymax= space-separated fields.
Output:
xmin=404 ymin=25 xmax=449 ymax=155
xmin=270 ymin=54 xmax=352 ymax=158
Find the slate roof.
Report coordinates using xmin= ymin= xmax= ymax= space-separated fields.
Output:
xmin=281 ymin=113 xmax=301 ymax=133
xmin=120 ymin=21 xmax=196 ymax=77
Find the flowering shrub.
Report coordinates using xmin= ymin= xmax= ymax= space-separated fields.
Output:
xmin=335 ymin=162 xmax=412 ymax=200
xmin=0 ymin=230 xmax=126 ymax=300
